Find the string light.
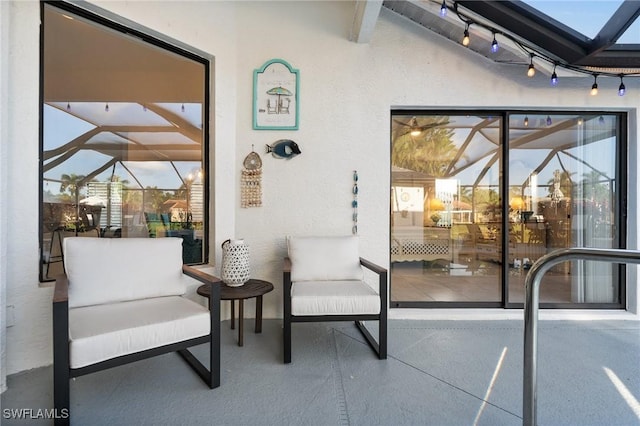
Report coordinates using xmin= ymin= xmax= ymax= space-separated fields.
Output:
xmin=105 ymin=102 xmax=110 ymax=112
xmin=550 ymin=64 xmax=558 ymax=86
xmin=181 ymin=103 xmax=185 ymax=112
xmin=546 ymin=115 xmax=552 ymax=126
xmin=410 ymin=117 xmax=421 ymax=136
xmin=527 ymin=54 xmax=536 ymax=77
xmin=618 ymin=75 xmax=626 ymax=96
xmin=462 ymin=24 xmax=470 ymax=47
xmin=524 ymin=116 xmax=529 ymax=127
xmin=450 ymin=2 xmax=636 ymax=96
xmin=440 ymin=0 xmax=447 ymax=17
xmin=590 ymin=74 xmax=599 ymax=96
xmin=66 ymin=102 xmax=71 ymax=111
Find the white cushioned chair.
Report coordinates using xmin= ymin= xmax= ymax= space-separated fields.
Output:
xmin=283 ymin=235 xmax=387 ymax=363
xmin=53 ymin=237 xmax=221 ymax=425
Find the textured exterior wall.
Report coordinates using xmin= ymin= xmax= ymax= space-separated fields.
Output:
xmin=0 ymin=0 xmax=10 ymax=393
xmin=2 ymin=0 xmax=638 ymax=376
xmin=4 ymin=0 xmax=46 ymax=379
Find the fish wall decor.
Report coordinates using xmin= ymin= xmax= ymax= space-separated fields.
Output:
xmin=265 ymin=139 xmax=301 ymax=159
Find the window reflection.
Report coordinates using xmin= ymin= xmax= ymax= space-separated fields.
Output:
xmin=391 ymin=112 xmax=623 ymax=308
xmin=391 ymin=114 xmax=503 ymax=304
xmin=507 ymin=114 xmax=619 ymax=305
xmin=41 ymin=5 xmax=208 ymax=281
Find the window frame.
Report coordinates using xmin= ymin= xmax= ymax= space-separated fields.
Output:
xmin=390 ymin=108 xmax=627 ymax=310
xmin=39 ymin=0 xmax=211 ymax=282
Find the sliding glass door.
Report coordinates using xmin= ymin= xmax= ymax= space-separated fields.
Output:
xmin=390 ymin=111 xmax=625 ymax=309
xmin=507 ymin=114 xmax=623 ymax=306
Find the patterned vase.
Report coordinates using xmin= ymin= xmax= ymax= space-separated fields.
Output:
xmin=221 ymin=239 xmax=250 ymax=287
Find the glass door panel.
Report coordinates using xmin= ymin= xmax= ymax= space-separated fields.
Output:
xmin=507 ymin=114 xmax=620 ymax=305
xmin=390 ymin=113 xmax=503 ymax=304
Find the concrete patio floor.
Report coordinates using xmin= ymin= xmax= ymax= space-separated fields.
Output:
xmin=2 ymin=319 xmax=639 ymax=425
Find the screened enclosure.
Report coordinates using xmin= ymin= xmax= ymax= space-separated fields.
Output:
xmin=390 ymin=111 xmax=626 ymax=309
xmin=40 ymin=2 xmax=210 ymax=281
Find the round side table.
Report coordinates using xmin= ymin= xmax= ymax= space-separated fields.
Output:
xmin=197 ymin=279 xmax=274 ymax=347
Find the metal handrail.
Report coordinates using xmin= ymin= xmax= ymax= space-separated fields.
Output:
xmin=523 ymin=247 xmax=640 ymax=426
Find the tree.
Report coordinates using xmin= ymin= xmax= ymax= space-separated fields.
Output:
xmin=143 ymin=186 xmax=173 ymax=212
xmin=59 ymin=173 xmax=86 ymax=196
xmin=391 ymin=117 xmax=456 ymax=177
xmin=546 ymin=169 xmax=575 ymax=199
xmin=110 ymin=175 xmax=130 ymax=188
xmin=580 ymin=170 xmax=610 ymax=203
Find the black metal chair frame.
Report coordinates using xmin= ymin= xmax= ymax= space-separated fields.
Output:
xmin=283 ymin=257 xmax=388 ymax=364
xmin=53 ymin=265 xmax=221 ymax=426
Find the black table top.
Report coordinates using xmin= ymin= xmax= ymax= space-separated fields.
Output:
xmin=197 ymin=279 xmax=274 ymax=301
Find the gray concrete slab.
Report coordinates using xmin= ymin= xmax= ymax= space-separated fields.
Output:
xmin=2 ymin=319 xmax=639 ymax=425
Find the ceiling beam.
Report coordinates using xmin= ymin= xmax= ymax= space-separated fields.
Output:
xmin=590 ymin=0 xmax=640 ymax=54
xmin=143 ymin=103 xmax=202 ymax=143
xmin=73 ymin=142 xmax=200 ymax=151
xmin=457 ymin=0 xmax=588 ymax=63
xmin=43 ymin=125 xmax=197 ymax=161
xmin=351 ymin=0 xmax=383 ymax=43
xmin=456 ymin=0 xmax=640 ymax=68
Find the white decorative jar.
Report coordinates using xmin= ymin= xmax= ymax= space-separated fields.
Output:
xmin=221 ymin=239 xmax=250 ymax=287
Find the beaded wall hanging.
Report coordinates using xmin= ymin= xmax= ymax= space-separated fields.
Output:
xmin=352 ymin=170 xmax=358 ymax=235
xmin=241 ymin=146 xmax=263 ymax=208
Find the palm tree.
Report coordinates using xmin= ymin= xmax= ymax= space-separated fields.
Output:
xmin=391 ymin=117 xmax=456 ymax=177
xmin=546 ymin=169 xmax=576 ymax=200
xmin=110 ymin=175 xmax=130 ymax=188
xmin=457 ymin=185 xmax=473 ymax=208
xmin=581 ymin=170 xmax=610 ymax=203
xmin=59 ymin=173 xmax=86 ymax=196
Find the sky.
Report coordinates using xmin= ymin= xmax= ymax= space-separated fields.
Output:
xmin=524 ymin=0 xmax=640 ymax=43
xmin=43 ymin=103 xmax=203 ymax=195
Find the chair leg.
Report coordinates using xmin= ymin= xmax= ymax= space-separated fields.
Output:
xmin=378 ymin=318 xmax=387 ymax=360
xmin=210 ymin=289 xmax=221 ymax=388
xmin=283 ymin=269 xmax=292 ymax=364
xmin=53 ymin=363 xmax=70 ymax=426
xmin=355 ymin=320 xmax=387 ymax=360
xmin=283 ymin=316 xmax=292 ymax=364
xmin=178 ymin=280 xmax=221 ymax=388
xmin=53 ymin=301 xmax=70 ymax=425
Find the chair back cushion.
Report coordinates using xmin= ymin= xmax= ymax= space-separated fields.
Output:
xmin=287 ymin=235 xmax=363 ymax=282
xmin=64 ymin=237 xmax=186 ymax=308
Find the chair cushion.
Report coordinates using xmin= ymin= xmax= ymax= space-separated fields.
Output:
xmin=287 ymin=236 xmax=363 ymax=282
xmin=69 ymin=296 xmax=209 ymax=368
xmin=291 ymin=280 xmax=380 ymax=315
xmin=64 ymin=237 xmax=186 ymax=308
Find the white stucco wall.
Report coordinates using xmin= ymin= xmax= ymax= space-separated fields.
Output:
xmin=1 ymin=0 xmax=638 ymax=376
xmin=0 ymin=0 xmax=10 ymax=394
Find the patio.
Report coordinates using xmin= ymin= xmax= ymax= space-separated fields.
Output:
xmin=3 ymin=318 xmax=638 ymax=425
xmin=3 ymin=2 xmax=640 ymax=424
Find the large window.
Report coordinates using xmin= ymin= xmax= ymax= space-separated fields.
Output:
xmin=390 ymin=111 xmax=626 ymax=309
xmin=40 ymin=2 xmax=210 ymax=281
